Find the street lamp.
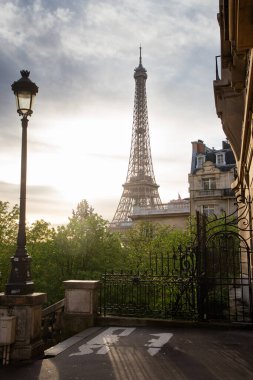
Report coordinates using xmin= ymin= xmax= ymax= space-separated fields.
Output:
xmin=5 ymin=70 xmax=38 ymax=295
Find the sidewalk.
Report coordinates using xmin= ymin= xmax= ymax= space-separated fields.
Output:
xmin=1 ymin=325 xmax=253 ymax=379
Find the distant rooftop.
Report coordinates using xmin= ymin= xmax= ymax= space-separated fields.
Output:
xmin=131 ymin=197 xmax=190 ymax=219
xmin=191 ymin=139 xmax=236 ymax=174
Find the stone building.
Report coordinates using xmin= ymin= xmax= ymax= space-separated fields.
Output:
xmin=130 ymin=197 xmax=190 ymax=230
xmin=213 ymin=0 xmax=253 ymax=251
xmin=188 ymin=139 xmax=236 ymax=217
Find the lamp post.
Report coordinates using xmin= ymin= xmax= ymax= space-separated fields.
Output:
xmin=5 ymin=70 xmax=38 ymax=295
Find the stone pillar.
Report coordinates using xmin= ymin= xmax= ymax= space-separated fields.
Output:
xmin=0 ymin=292 xmax=47 ymax=361
xmin=62 ymin=280 xmax=100 ymax=339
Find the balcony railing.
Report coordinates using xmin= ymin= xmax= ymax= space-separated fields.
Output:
xmin=194 ymin=189 xmax=235 ymax=198
xmin=132 ymin=202 xmax=190 ymax=216
xmin=42 ymin=299 xmax=65 ymax=348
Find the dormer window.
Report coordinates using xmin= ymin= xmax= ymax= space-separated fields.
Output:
xmin=197 ymin=155 xmax=205 ymax=168
xmin=216 ymin=152 xmax=225 ymax=166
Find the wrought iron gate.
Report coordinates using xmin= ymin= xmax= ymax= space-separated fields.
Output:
xmin=101 ymin=246 xmax=198 ymax=320
xmin=196 ymin=209 xmax=252 ymax=323
xmin=101 ymin=206 xmax=252 ymax=323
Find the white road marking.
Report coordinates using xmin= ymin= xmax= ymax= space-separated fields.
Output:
xmin=145 ymin=333 xmax=173 ymax=356
xmin=69 ymin=327 xmax=136 ymax=356
xmin=69 ymin=328 xmax=173 ymax=357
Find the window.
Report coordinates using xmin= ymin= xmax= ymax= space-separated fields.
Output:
xmin=197 ymin=155 xmax=205 ymax=168
xmin=202 ymin=205 xmax=215 ymax=216
xmin=216 ymin=153 xmax=225 ymax=166
xmin=203 ymin=178 xmax=216 ymax=190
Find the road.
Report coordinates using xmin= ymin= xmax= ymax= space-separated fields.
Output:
xmin=1 ymin=325 xmax=253 ymax=379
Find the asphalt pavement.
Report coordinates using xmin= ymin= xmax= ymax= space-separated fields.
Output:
xmin=1 ymin=325 xmax=253 ymax=380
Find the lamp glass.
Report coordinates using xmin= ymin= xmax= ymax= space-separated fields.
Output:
xmin=16 ymin=91 xmax=34 ymax=115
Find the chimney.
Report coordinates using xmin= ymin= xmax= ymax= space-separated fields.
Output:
xmin=191 ymin=140 xmax=206 ymax=154
xmin=222 ymin=140 xmax=230 ymax=149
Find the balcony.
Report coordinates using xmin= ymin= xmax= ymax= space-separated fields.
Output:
xmin=194 ymin=189 xmax=235 ymax=198
xmin=132 ymin=202 xmax=190 ymax=216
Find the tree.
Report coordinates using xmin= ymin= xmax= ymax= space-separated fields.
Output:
xmin=0 ymin=202 xmax=19 ymax=291
xmin=26 ymin=220 xmax=61 ymax=303
xmin=121 ymin=221 xmax=193 ymax=273
xmin=0 ymin=201 xmax=19 ymax=245
xmin=54 ymin=200 xmax=124 ymax=281
xmin=22 ymin=199 xmax=124 ymax=304
xmin=27 ymin=219 xmax=56 ymax=243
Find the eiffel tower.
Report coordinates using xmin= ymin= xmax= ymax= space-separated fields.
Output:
xmin=111 ymin=48 xmax=162 ymax=229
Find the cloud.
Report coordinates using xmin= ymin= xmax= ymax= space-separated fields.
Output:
xmin=0 ymin=0 xmax=220 ymax=130
xmin=0 ymin=0 xmax=225 ymax=224
xmin=0 ymin=180 xmax=71 ymax=224
xmin=0 ymin=181 xmax=19 ymax=200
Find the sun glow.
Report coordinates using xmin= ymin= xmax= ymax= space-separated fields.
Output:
xmin=28 ymin=115 xmax=130 ymax=208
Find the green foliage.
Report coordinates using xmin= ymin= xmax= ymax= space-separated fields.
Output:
xmin=54 ymin=200 xmax=124 ymax=278
xmin=26 ymin=220 xmax=60 ymax=303
xmin=0 ymin=199 xmax=195 ymax=307
xmin=0 ymin=202 xmax=19 ymax=291
xmin=0 ymin=201 xmax=19 ymax=244
xmin=121 ymin=221 xmax=193 ymax=272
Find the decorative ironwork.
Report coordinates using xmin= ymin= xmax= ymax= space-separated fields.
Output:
xmin=200 ymin=192 xmax=253 ymax=243
xmin=196 ymin=193 xmax=253 ymax=322
xmin=102 ymin=195 xmax=253 ymax=323
xmin=100 ymin=246 xmax=198 ymax=320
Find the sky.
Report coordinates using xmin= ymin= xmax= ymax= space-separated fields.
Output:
xmin=0 ymin=0 xmax=226 ymax=226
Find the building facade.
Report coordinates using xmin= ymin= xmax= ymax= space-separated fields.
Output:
xmin=130 ymin=197 xmax=190 ymax=230
xmin=130 ymin=138 xmax=237 ymax=229
xmin=189 ymin=139 xmax=236 ymax=217
xmin=213 ymin=0 xmax=253 ymax=255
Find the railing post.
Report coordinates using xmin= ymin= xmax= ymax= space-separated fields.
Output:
xmin=0 ymin=292 xmax=47 ymax=361
xmin=62 ymin=280 xmax=100 ymax=339
xmin=196 ymin=211 xmax=208 ymax=321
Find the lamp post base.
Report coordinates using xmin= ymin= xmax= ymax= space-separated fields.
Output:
xmin=5 ymin=255 xmax=34 ymax=295
xmin=5 ymin=282 xmax=34 ymax=296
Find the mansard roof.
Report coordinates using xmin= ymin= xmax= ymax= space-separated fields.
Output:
xmin=191 ymin=140 xmax=236 ymax=174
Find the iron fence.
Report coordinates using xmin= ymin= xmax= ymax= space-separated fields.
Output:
xmin=100 ymin=201 xmax=253 ymax=323
xmin=100 ymin=269 xmax=198 ymax=320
